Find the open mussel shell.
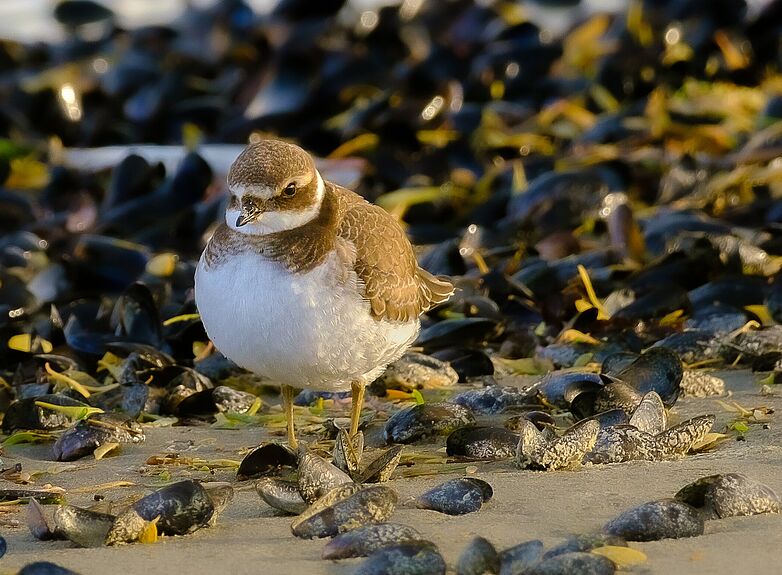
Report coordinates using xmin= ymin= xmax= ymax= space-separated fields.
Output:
xmin=236 ymin=442 xmax=297 ymax=481
xmin=591 ymin=382 xmax=644 ymax=417
xmin=603 ymin=499 xmax=704 ymax=541
xmin=384 ymin=402 xmax=475 ymax=444
xmin=457 ymin=536 xmax=500 ymax=575
xmin=627 ymin=392 xmax=667 ymax=435
xmin=53 ymin=505 xmax=115 ymax=548
xmin=255 ymin=478 xmax=307 ymax=515
xmin=446 ymin=426 xmax=518 ymax=459
xmin=531 ymin=371 xmax=608 ymax=409
xmin=354 ymin=541 xmax=446 ymax=575
xmin=517 ymin=420 xmax=599 ymax=471
xmin=675 ymin=473 xmax=781 ymax=518
xmin=1 ymin=487 xmax=66 ymax=505
xmin=585 ymin=426 xmax=660 ymax=465
xmin=358 ymin=445 xmax=404 ymax=483
xmin=291 ymin=484 xmax=398 ymax=539
xmin=27 ymin=498 xmax=62 ymax=541
xmin=415 ymin=477 xmax=493 ymax=516
xmin=322 ymin=523 xmax=423 ymax=559
xmin=298 ymin=446 xmax=353 ymax=504
xmin=655 ymin=414 xmax=715 ymax=459
xmin=606 ymin=348 xmax=683 ymax=408
xmin=333 ymin=429 xmax=364 ymax=475
xmin=527 ymin=552 xmax=616 ymax=575
xmin=505 ymin=411 xmax=557 ymax=432
xmin=498 ymin=539 xmax=544 ymax=575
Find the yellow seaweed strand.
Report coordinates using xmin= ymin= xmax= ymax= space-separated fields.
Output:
xmin=577 ymin=264 xmax=610 ymax=320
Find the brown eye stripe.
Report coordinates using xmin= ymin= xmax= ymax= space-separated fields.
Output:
xmin=268 ymin=177 xmax=318 ymax=212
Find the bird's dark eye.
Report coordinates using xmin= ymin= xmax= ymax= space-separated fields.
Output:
xmin=282 ymin=183 xmax=296 ymax=197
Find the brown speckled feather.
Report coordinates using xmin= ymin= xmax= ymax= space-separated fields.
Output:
xmin=330 ymin=184 xmax=454 ymax=322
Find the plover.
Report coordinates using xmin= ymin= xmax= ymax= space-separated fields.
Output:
xmin=194 ymin=139 xmax=454 ymax=448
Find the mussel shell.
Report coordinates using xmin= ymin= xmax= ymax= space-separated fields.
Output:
xmin=584 ymin=426 xmax=660 ymax=465
xmin=322 ymin=523 xmax=423 ymax=559
xmin=628 ymin=392 xmax=667 ymax=435
xmin=446 ymin=426 xmax=518 ymax=459
xmin=354 ymin=541 xmax=446 ymax=575
xmin=431 ymin=348 xmax=495 ymax=381
xmin=591 ymin=382 xmax=644 ymax=416
xmin=603 ymin=499 xmax=704 ymax=541
xmin=679 ymin=370 xmax=725 ymax=398
xmin=527 ymin=552 xmax=615 ymax=575
xmin=610 ymin=348 xmax=683 ymax=407
xmin=452 ymin=385 xmax=531 ymax=415
xmin=53 ymin=505 xmax=115 ymax=548
xmin=236 ymin=443 xmax=297 ymax=481
xmin=377 ymin=352 xmax=459 ymax=391
xmin=53 ymin=414 xmax=144 ymax=461
xmin=415 ymin=478 xmax=493 ymax=515
xmin=18 ymin=562 xmax=81 ymax=575
xmin=2 ymin=394 xmax=89 ymax=433
xmin=675 ymin=473 xmax=781 ymax=518
xmin=456 ymin=536 xmax=500 ymax=575
xmin=130 ymin=479 xmax=216 ymax=535
xmin=291 ymin=484 xmax=398 ymax=539
xmin=27 ymin=498 xmax=61 ymax=541
xmin=531 ymin=371 xmax=608 ymax=409
xmin=383 ymin=402 xmax=475 ymax=444
xmin=504 ymin=411 xmax=557 ymax=432
xmin=297 ymin=447 xmax=353 ymax=504
xmin=416 ymin=318 xmax=499 ymax=350
xmin=358 ymin=445 xmax=404 ymax=483
xmin=498 ymin=539 xmax=544 ymax=575
xmin=517 ymin=419 xmax=599 ymax=471
xmin=333 ymin=429 xmax=364 ymax=476
xmin=255 ymin=478 xmax=307 ymax=515
xmin=543 ymin=533 xmax=627 ymax=559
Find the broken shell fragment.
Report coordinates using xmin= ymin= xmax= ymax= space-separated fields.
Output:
xmin=675 ymin=473 xmax=780 ymax=518
xmin=322 ymin=523 xmax=423 ymax=559
xmin=603 ymin=499 xmax=704 ymax=541
xmin=416 ymin=478 xmax=493 ymax=516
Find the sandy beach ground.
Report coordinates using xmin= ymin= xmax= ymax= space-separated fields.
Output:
xmin=1 ymin=369 xmax=781 ymax=574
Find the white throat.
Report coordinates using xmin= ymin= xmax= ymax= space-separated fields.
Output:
xmin=225 ymin=171 xmax=324 ymax=235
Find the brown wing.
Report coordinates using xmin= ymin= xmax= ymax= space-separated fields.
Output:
xmin=334 ymin=189 xmax=454 ymax=323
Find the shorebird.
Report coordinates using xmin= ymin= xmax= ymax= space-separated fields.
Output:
xmin=194 ymin=139 xmax=453 ymax=448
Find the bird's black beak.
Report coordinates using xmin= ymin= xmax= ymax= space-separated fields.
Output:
xmin=236 ymin=197 xmax=263 ymax=227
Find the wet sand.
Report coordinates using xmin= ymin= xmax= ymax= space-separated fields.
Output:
xmin=1 ymin=369 xmax=781 ymax=574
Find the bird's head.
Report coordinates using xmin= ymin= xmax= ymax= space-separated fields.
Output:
xmin=225 ymin=139 xmax=324 ymax=235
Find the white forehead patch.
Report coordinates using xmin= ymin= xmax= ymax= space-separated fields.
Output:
xmin=226 ymin=171 xmax=325 ymax=236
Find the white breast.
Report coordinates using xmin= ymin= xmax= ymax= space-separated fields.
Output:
xmin=194 ymin=249 xmax=419 ymax=391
